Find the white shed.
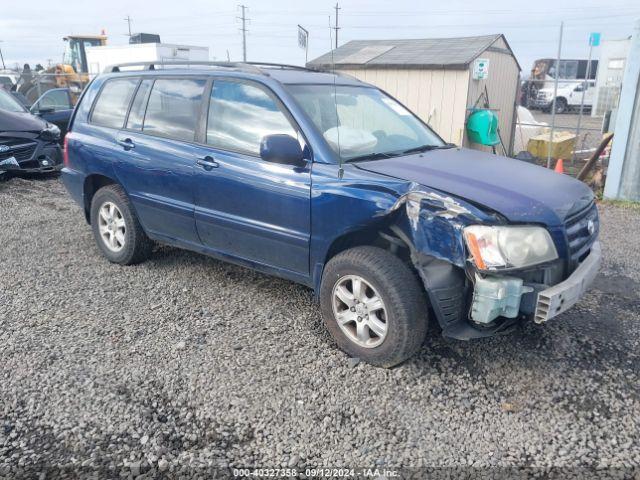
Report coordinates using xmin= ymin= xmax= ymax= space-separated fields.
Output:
xmin=307 ymin=34 xmax=521 ymax=154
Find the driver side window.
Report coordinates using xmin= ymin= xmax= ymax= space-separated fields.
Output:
xmin=206 ymin=80 xmax=298 ymax=156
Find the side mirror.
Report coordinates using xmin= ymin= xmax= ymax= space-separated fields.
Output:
xmin=31 ymin=106 xmax=54 ymax=115
xmin=260 ymin=134 xmax=305 ymax=166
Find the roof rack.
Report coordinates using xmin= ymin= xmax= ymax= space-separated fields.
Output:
xmin=105 ymin=61 xmax=264 ymax=75
xmin=245 ymin=62 xmax=317 ymax=72
xmin=105 ymin=60 xmax=319 ymax=75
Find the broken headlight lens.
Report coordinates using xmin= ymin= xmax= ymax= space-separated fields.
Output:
xmin=463 ymin=225 xmax=558 ymax=270
xmin=39 ymin=123 xmax=61 ymax=142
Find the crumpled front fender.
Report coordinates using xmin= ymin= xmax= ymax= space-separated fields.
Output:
xmin=385 ymin=185 xmax=513 ymax=339
xmin=388 ymin=184 xmax=499 ymax=267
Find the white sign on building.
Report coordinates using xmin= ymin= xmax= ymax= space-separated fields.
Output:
xmin=473 ymin=58 xmax=490 ymax=80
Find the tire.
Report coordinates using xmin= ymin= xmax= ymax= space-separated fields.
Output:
xmin=554 ymin=98 xmax=567 ymax=114
xmin=90 ymin=184 xmax=153 ymax=265
xmin=320 ymin=246 xmax=428 ymax=367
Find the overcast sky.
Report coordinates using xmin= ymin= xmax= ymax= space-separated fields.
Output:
xmin=2 ymin=0 xmax=639 ymax=75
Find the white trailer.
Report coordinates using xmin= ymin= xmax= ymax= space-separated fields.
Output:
xmin=85 ymin=43 xmax=209 ymax=74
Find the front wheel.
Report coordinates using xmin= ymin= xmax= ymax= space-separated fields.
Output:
xmin=320 ymin=246 xmax=428 ymax=367
xmin=554 ymin=98 xmax=568 ymax=114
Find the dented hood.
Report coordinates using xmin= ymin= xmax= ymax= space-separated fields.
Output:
xmin=355 ymin=147 xmax=593 ymax=226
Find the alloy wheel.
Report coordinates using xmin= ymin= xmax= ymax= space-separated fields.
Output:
xmin=332 ymin=275 xmax=388 ymax=348
xmin=98 ymin=202 xmax=126 ymax=252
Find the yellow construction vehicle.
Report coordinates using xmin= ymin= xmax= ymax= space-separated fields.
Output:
xmin=18 ymin=34 xmax=107 ymax=104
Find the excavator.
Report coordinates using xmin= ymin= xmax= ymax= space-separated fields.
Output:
xmin=17 ymin=34 xmax=107 ymax=105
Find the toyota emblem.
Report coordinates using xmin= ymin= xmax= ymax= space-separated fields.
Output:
xmin=587 ymin=219 xmax=595 ymax=235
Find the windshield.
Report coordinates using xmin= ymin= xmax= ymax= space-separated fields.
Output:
xmin=0 ymin=89 xmax=26 ymax=113
xmin=288 ymin=84 xmax=443 ymax=161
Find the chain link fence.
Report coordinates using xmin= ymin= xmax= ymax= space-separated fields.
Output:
xmin=514 ymin=76 xmax=617 ymax=180
xmin=5 ymin=69 xmax=96 ymax=107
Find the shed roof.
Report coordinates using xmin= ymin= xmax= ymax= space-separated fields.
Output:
xmin=307 ymin=34 xmax=520 ymax=70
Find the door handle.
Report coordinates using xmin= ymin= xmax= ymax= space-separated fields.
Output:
xmin=196 ymin=156 xmax=219 ymax=171
xmin=117 ymin=138 xmax=135 ymax=150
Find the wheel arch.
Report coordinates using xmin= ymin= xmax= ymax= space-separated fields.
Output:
xmin=82 ymin=173 xmax=119 ymax=223
xmin=313 ymin=223 xmax=412 ymax=294
xmin=555 ymin=96 xmax=568 ymax=108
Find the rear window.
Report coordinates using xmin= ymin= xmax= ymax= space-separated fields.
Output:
xmin=91 ymin=78 xmax=139 ymax=128
xmin=142 ymin=78 xmax=206 ymax=142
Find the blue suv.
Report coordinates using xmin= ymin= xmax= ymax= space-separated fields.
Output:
xmin=62 ymin=62 xmax=600 ymax=367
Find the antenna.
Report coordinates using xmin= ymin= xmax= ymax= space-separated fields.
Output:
xmin=329 ymin=15 xmax=342 ymax=179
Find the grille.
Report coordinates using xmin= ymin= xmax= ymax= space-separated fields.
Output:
xmin=0 ymin=139 xmax=38 ymax=162
xmin=565 ymin=201 xmax=599 ymax=268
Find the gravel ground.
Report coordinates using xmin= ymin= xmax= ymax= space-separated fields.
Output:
xmin=1 ymin=176 xmax=639 ymax=479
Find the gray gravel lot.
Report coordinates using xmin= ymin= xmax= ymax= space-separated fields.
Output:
xmin=1 ymin=176 xmax=639 ymax=478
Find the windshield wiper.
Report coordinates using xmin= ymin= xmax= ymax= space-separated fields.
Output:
xmin=345 ymin=152 xmax=399 ymax=163
xmin=401 ymin=143 xmax=455 ymax=155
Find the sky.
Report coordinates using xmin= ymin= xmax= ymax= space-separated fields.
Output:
xmin=1 ymin=0 xmax=639 ymax=76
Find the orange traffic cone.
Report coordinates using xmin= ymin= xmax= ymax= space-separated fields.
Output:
xmin=554 ymin=158 xmax=564 ymax=174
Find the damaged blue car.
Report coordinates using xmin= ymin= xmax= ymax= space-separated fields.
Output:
xmin=61 ymin=62 xmax=601 ymax=367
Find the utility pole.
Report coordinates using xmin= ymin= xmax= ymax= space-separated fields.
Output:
xmin=124 ymin=15 xmax=132 ymax=37
xmin=333 ymin=3 xmax=341 ymax=49
xmin=547 ymin=21 xmax=563 ymax=169
xmin=238 ymin=5 xmax=248 ymax=62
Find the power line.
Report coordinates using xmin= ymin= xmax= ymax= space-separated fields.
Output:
xmin=250 ymin=5 xmax=640 ymax=16
xmin=248 ymin=19 xmax=635 ymax=31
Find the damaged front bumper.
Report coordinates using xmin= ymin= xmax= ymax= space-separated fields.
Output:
xmin=0 ymin=132 xmax=63 ymax=175
xmin=0 ymin=145 xmax=62 ymax=174
xmin=533 ymin=242 xmax=601 ymax=323
xmin=470 ymin=242 xmax=601 ymax=326
xmin=384 ymin=186 xmax=600 ymax=340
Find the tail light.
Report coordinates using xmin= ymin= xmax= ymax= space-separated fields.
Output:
xmin=63 ymin=133 xmax=70 ymax=167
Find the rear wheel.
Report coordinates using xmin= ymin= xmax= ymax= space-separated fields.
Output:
xmin=90 ymin=184 xmax=152 ymax=265
xmin=320 ymin=246 xmax=428 ymax=367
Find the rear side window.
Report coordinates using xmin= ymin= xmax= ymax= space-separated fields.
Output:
xmin=206 ymin=80 xmax=297 ymax=155
xmin=126 ymin=79 xmax=153 ymax=130
xmin=91 ymin=78 xmax=139 ymax=128
xmin=142 ymin=78 xmax=206 ymax=142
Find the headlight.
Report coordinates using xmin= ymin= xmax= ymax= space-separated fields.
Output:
xmin=463 ymin=225 xmax=558 ymax=270
xmin=39 ymin=123 xmax=61 ymax=141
